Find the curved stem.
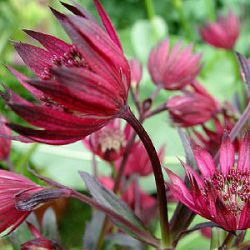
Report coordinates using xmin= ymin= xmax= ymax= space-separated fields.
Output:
xmin=119 ymin=105 xmax=170 ymax=248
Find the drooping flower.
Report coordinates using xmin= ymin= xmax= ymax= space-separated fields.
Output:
xmin=200 ymin=11 xmax=240 ymax=50
xmin=99 ymin=177 xmax=156 ymax=224
xmin=167 ymin=88 xmax=219 ymax=127
xmin=1 ymin=0 xmax=130 ymax=145
xmin=0 ymin=170 xmax=70 ymax=235
xmin=115 ymin=142 xmax=165 ymax=177
xmin=166 ymin=132 xmax=250 ymax=231
xmin=148 ymin=39 xmax=202 ymax=90
xmin=0 ymin=116 xmax=11 ymax=160
xmin=83 ymin=120 xmax=131 ymax=162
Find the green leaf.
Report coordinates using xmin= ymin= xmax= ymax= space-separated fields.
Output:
xmin=79 ymin=171 xmax=145 ymax=231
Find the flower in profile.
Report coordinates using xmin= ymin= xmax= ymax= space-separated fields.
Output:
xmin=0 ymin=116 xmax=11 ymax=160
xmin=200 ymin=11 xmax=240 ymax=49
xmin=166 ymin=132 xmax=250 ymax=231
xmin=167 ymin=87 xmax=219 ymax=127
xmin=0 ymin=170 xmax=70 ymax=235
xmin=84 ymin=120 xmax=131 ymax=162
xmin=1 ymin=0 xmax=130 ymax=145
xmin=148 ymin=39 xmax=202 ymax=90
xmin=115 ymin=142 xmax=165 ymax=177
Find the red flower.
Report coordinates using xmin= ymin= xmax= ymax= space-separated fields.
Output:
xmin=190 ymin=110 xmax=236 ymax=155
xmin=148 ymin=39 xmax=202 ymax=90
xmin=1 ymin=1 xmax=130 ymax=145
xmin=200 ymin=11 xmax=240 ymax=49
xmin=167 ymin=83 xmax=219 ymax=127
xmin=0 ymin=116 xmax=11 ymax=160
xmin=83 ymin=120 xmax=131 ymax=162
xmin=21 ymin=238 xmax=54 ymax=250
xmin=166 ymin=133 xmax=250 ymax=231
xmin=21 ymin=222 xmax=61 ymax=250
xmin=0 ymin=170 xmax=45 ymax=234
xmin=115 ymin=142 xmax=165 ymax=177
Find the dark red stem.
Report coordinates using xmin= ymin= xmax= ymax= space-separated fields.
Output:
xmin=119 ymin=105 xmax=170 ymax=248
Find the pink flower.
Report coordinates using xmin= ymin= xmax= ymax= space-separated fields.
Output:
xmin=0 ymin=116 xmax=11 ymax=160
xmin=115 ymin=142 xmax=165 ymax=177
xmin=167 ymin=83 xmax=219 ymax=127
xmin=200 ymin=11 xmax=240 ymax=49
xmin=84 ymin=120 xmax=131 ymax=162
xmin=0 ymin=170 xmax=70 ymax=235
xmin=129 ymin=59 xmax=143 ymax=86
xmin=0 ymin=170 xmax=45 ymax=234
xmin=166 ymin=133 xmax=250 ymax=231
xmin=1 ymin=1 xmax=130 ymax=145
xmin=148 ymin=39 xmax=202 ymax=90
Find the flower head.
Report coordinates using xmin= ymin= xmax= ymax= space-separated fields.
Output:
xmin=0 ymin=170 xmax=70 ymax=235
xmin=200 ymin=11 xmax=240 ymax=49
xmin=148 ymin=39 xmax=202 ymax=90
xmin=166 ymin=132 xmax=250 ymax=231
xmin=84 ymin=120 xmax=131 ymax=162
xmin=167 ymin=86 xmax=219 ymax=127
xmin=0 ymin=116 xmax=11 ymax=160
xmin=0 ymin=170 xmax=44 ymax=234
xmin=1 ymin=1 xmax=130 ymax=145
xmin=115 ymin=142 xmax=165 ymax=177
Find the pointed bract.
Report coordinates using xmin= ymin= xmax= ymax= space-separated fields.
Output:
xmin=2 ymin=1 xmax=130 ymax=145
xmin=167 ymin=131 xmax=250 ymax=231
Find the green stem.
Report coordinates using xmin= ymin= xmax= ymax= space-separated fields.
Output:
xmin=144 ymin=0 xmax=155 ymax=20
xmin=172 ymin=0 xmax=192 ymax=39
xmin=207 ymin=0 xmax=216 ymax=21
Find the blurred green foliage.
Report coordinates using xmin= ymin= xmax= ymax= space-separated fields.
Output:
xmin=0 ymin=0 xmax=250 ymax=249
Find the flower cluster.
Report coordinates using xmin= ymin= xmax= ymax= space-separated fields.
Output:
xmin=0 ymin=0 xmax=248 ymax=249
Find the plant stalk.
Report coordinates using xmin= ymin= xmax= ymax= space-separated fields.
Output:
xmin=119 ymin=105 xmax=170 ymax=248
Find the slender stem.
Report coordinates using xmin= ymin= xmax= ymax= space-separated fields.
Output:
xmin=219 ymin=232 xmax=235 ymax=250
xmin=5 ymin=158 xmax=14 ymax=171
xmin=144 ymin=0 xmax=155 ymax=20
xmin=92 ymin=154 xmax=98 ymax=177
xmin=95 ymin=131 xmax=137 ymax=250
xmin=28 ymin=167 xmax=160 ymax=248
xmin=113 ymin=131 xmax=137 ymax=192
xmin=146 ymin=103 xmax=168 ymax=119
xmin=119 ymin=105 xmax=170 ymax=248
xmin=172 ymin=0 xmax=193 ymax=39
xmin=95 ymin=216 xmax=109 ymax=250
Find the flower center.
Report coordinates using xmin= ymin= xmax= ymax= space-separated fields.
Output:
xmin=98 ymin=128 xmax=125 ymax=153
xmin=40 ymin=45 xmax=89 ymax=80
xmin=209 ymin=170 xmax=250 ymax=215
